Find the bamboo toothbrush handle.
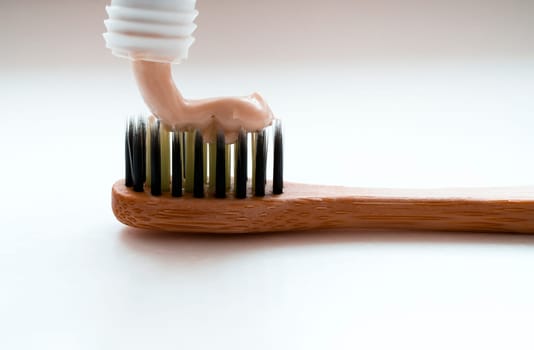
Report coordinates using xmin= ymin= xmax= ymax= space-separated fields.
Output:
xmin=112 ymin=180 xmax=534 ymax=234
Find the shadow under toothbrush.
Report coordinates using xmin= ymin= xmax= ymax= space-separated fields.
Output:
xmin=119 ymin=225 xmax=534 ymax=265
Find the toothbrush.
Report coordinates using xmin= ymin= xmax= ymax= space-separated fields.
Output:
xmin=105 ymin=0 xmax=534 ymax=234
xmin=112 ymin=116 xmax=534 ymax=234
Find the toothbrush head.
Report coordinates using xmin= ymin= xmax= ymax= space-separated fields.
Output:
xmin=123 ymin=116 xmax=283 ymax=200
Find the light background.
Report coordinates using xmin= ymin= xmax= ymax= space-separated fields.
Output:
xmin=3 ymin=0 xmax=534 ymax=67
xmin=1 ymin=0 xmax=534 ymax=349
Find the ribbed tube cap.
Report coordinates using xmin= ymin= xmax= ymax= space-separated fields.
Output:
xmin=103 ymin=0 xmax=198 ymax=63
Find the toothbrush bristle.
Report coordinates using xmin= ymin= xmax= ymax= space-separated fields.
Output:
xmin=125 ymin=119 xmax=134 ymax=187
xmin=184 ymin=131 xmax=195 ymax=192
xmin=139 ymin=117 xmax=147 ymax=185
xmin=235 ymin=130 xmax=248 ymax=199
xmin=273 ymin=119 xmax=283 ymax=195
xmin=215 ymin=131 xmax=226 ymax=198
xmin=193 ymin=130 xmax=205 ymax=198
xmin=150 ymin=120 xmax=162 ymax=196
xmin=132 ymin=119 xmax=145 ymax=192
xmin=123 ymin=117 xmax=283 ymax=198
xmin=171 ymin=131 xmax=183 ymax=197
xmin=254 ymin=129 xmax=267 ymax=197
xmin=160 ymin=124 xmax=171 ymax=193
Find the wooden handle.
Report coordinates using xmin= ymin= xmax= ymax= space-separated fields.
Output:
xmin=112 ymin=180 xmax=534 ymax=234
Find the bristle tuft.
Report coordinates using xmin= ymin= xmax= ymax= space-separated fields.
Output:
xmin=150 ymin=120 xmax=162 ymax=196
xmin=193 ymin=130 xmax=205 ymax=198
xmin=273 ymin=120 xmax=284 ymax=195
xmin=254 ymin=129 xmax=267 ymax=197
xmin=215 ymin=131 xmax=226 ymax=198
xmin=172 ymin=130 xmax=183 ymax=197
xmin=184 ymin=131 xmax=195 ymax=193
xmin=160 ymin=124 xmax=171 ymax=193
xmin=132 ymin=119 xmax=145 ymax=192
xmin=138 ymin=117 xmax=147 ymax=185
xmin=125 ymin=119 xmax=134 ymax=187
xmin=235 ymin=130 xmax=248 ymax=199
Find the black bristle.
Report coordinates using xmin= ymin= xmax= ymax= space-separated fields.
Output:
xmin=139 ymin=117 xmax=146 ymax=184
xmin=125 ymin=119 xmax=134 ymax=187
xmin=172 ymin=131 xmax=183 ymax=197
xmin=182 ymin=132 xmax=186 ymax=182
xmin=235 ymin=130 xmax=248 ymax=199
xmin=215 ymin=132 xmax=226 ymax=198
xmin=193 ymin=130 xmax=205 ymax=198
xmin=182 ymin=132 xmax=187 ymax=182
xmin=150 ymin=121 xmax=162 ymax=196
xmin=254 ymin=129 xmax=267 ymax=197
xmin=273 ymin=120 xmax=284 ymax=194
xmin=132 ymin=121 xmax=144 ymax=192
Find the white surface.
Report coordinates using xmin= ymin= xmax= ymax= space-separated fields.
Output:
xmin=1 ymin=61 xmax=534 ymax=349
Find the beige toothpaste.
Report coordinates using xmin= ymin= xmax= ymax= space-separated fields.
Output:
xmin=103 ymin=0 xmax=274 ymax=142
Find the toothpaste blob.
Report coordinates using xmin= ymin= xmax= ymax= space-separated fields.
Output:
xmin=103 ymin=0 xmax=274 ymax=142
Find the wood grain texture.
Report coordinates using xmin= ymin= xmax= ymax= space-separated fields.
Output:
xmin=112 ymin=180 xmax=534 ymax=234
